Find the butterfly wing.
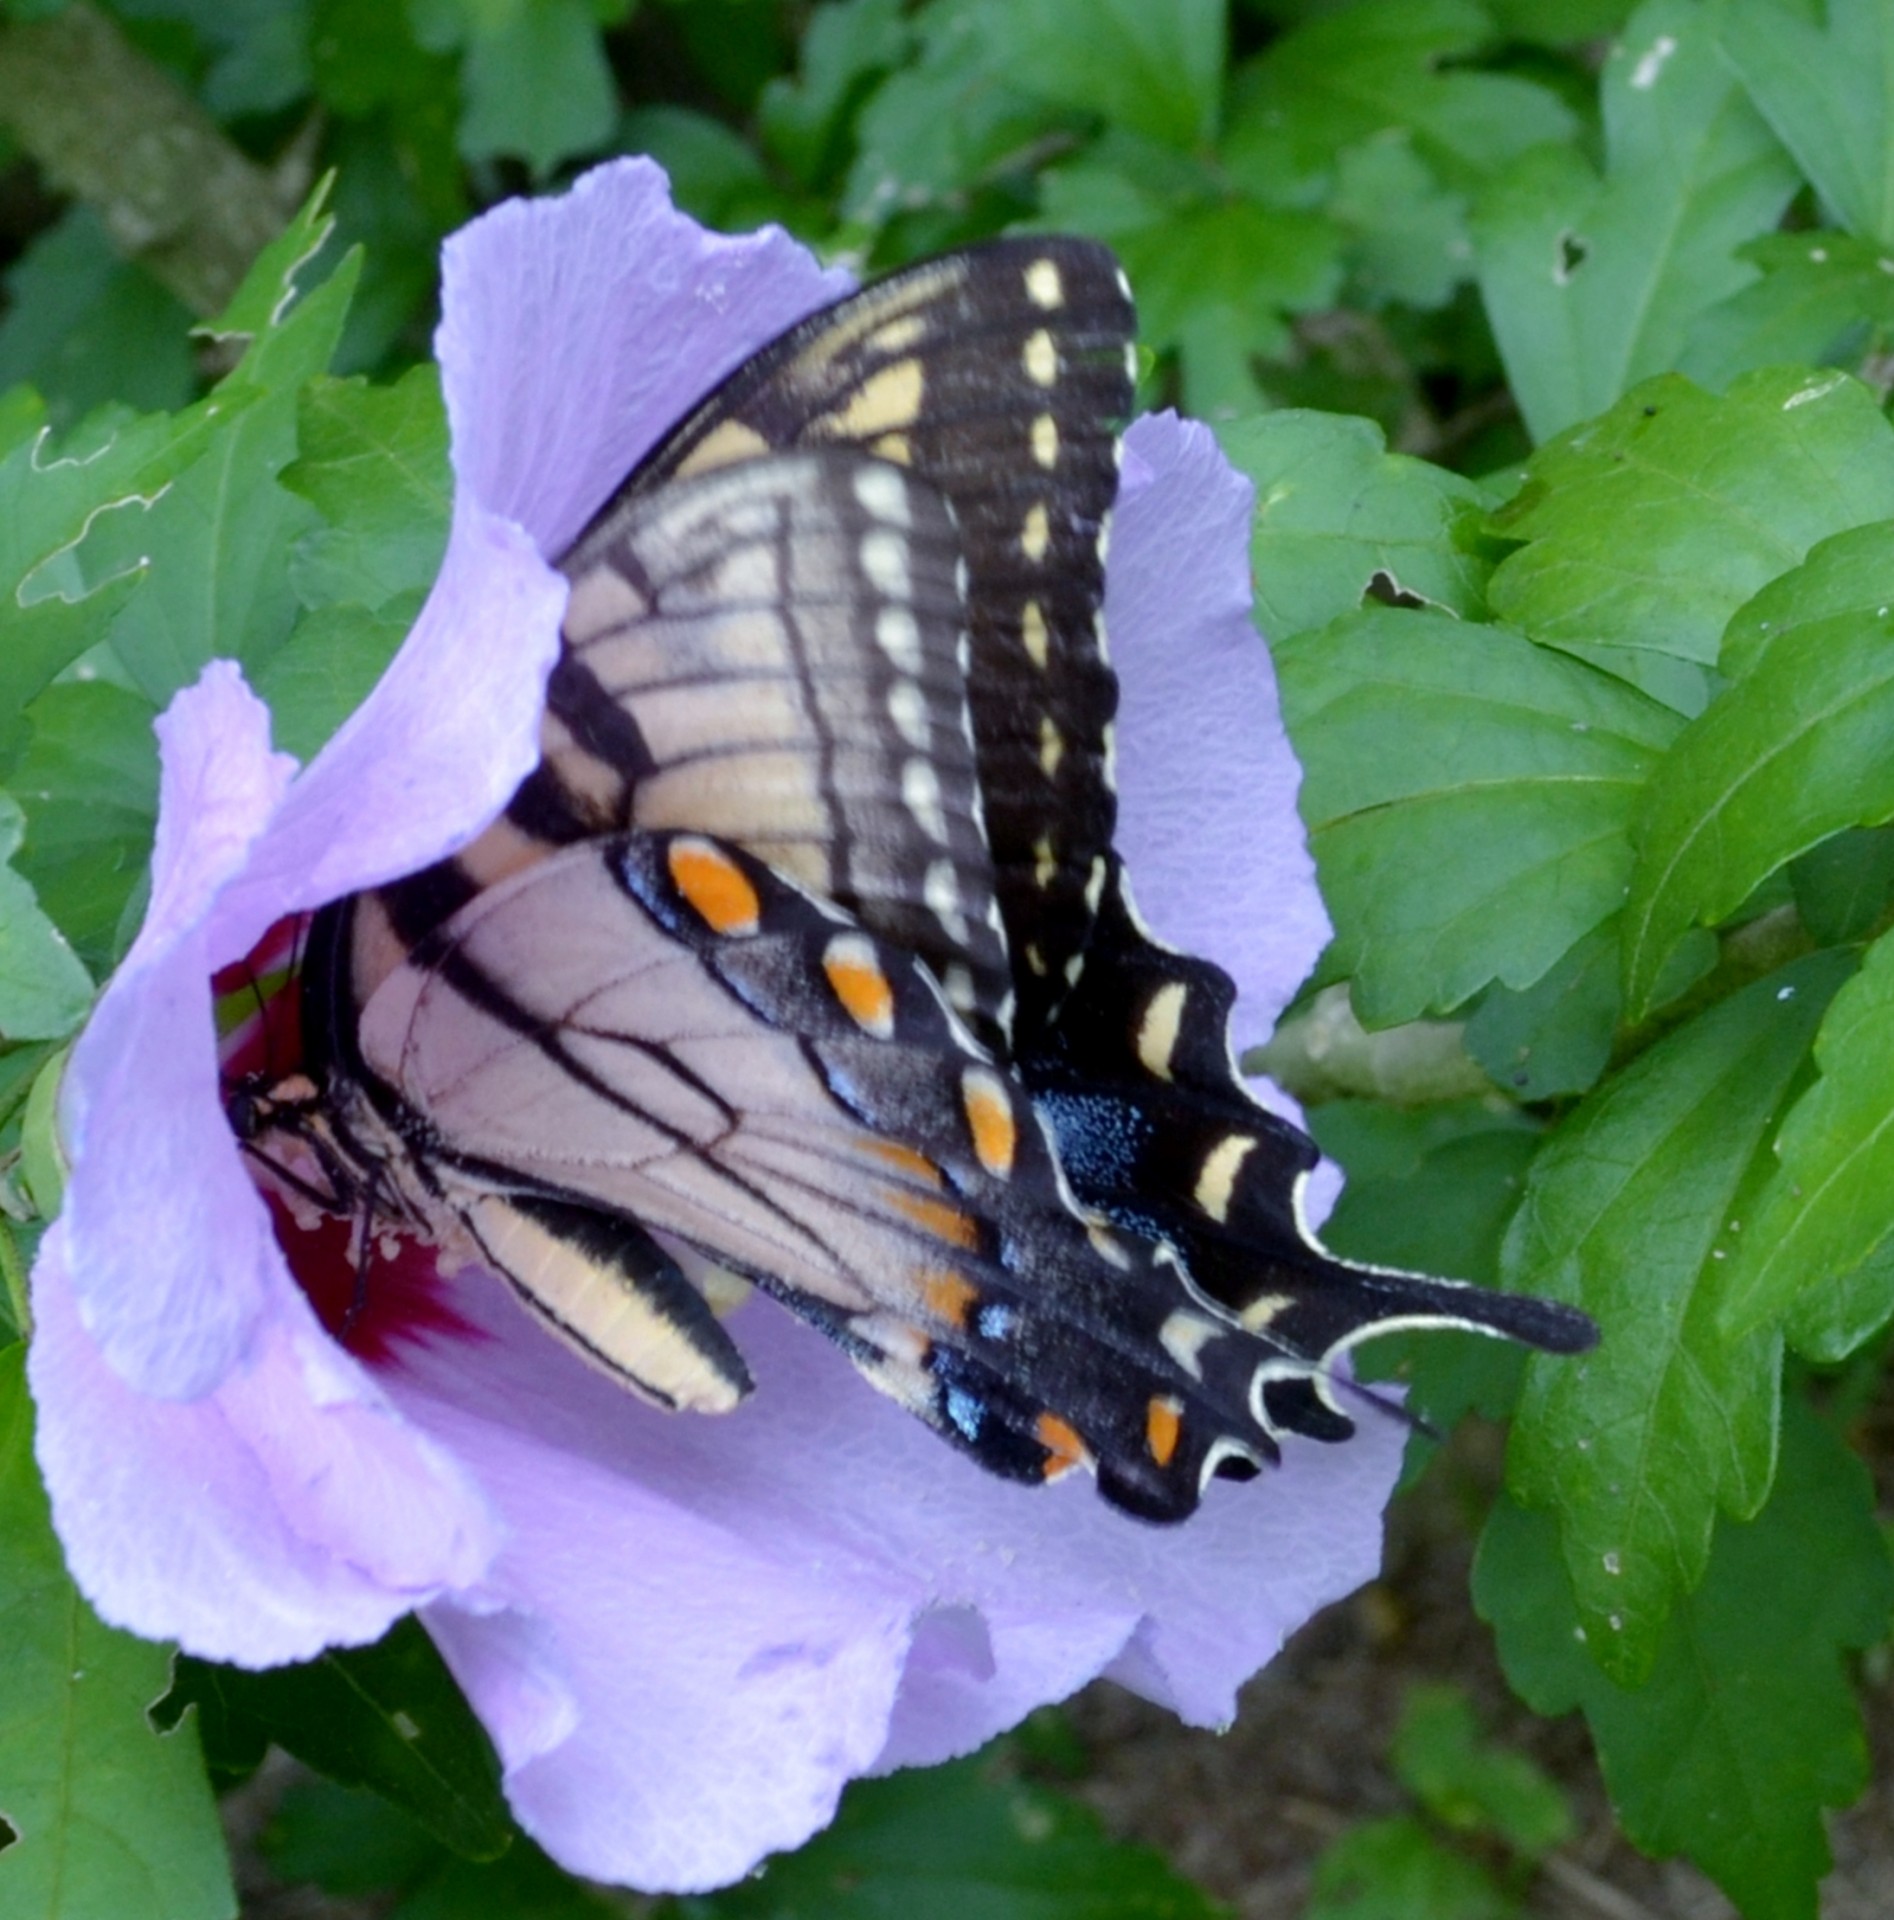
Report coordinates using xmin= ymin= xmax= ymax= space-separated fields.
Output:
xmin=579 ymin=235 xmax=1138 ymax=1043
xmin=355 ymin=828 xmax=1293 ymax=1520
xmin=1021 ymin=863 xmax=1596 ymax=1438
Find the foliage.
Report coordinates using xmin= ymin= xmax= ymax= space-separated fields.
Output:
xmin=2 ymin=2 xmax=1894 ymax=1919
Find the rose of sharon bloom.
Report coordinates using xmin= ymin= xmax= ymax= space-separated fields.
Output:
xmin=27 ymin=159 xmax=1400 ymax=1891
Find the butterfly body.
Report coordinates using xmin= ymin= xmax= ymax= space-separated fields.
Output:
xmin=232 ymin=236 xmax=1593 ymax=1523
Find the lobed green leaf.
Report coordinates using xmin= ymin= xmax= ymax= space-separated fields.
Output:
xmin=1389 ymin=1684 xmax=1573 ymax=1857
xmin=163 ymin=1615 xmax=510 ymax=1863
xmin=1719 ymin=927 xmax=1894 ymax=1354
xmin=1478 ymin=1402 xmax=1894 ymax=1920
xmin=1622 ymin=548 xmax=1894 ymax=1015
xmin=1721 ymin=0 xmax=1894 ymax=243
xmin=1682 ymin=230 xmax=1894 ymax=389
xmin=7 ymin=681 xmax=161 ymax=976
xmin=1279 ymin=605 xmax=1678 ymax=1025
xmin=1504 ymin=952 xmax=1852 ymax=1683
xmin=0 ymin=1349 xmax=235 ymax=1919
xmin=1486 ymin=367 xmax=1894 ymax=714
xmin=0 ymin=793 xmax=93 ymax=1043
xmin=680 ymin=1753 xmax=1227 ymax=1920
xmin=1304 ymin=1815 xmax=1514 ymax=1920
xmin=1217 ymin=410 xmax=1492 ymax=645
xmin=1471 ymin=0 xmax=1797 ymax=447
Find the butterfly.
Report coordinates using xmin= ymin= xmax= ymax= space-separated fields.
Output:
xmin=229 ymin=236 xmax=1594 ymax=1522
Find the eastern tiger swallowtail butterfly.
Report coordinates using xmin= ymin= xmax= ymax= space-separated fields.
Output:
xmin=226 ymin=236 xmax=1594 ymax=1523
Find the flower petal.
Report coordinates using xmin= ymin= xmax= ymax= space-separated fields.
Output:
xmin=57 ymin=663 xmax=296 ymax=1395
xmin=385 ymin=1273 xmax=1402 ymax=1887
xmin=30 ymin=1219 xmax=501 ymax=1664
xmin=436 ymin=155 xmax=852 ymax=558
xmin=1106 ymin=413 xmax=1331 ymax=1048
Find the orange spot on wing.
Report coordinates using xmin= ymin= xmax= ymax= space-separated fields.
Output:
xmin=825 ymin=947 xmax=895 ymax=1034
xmin=960 ymin=1069 xmax=1018 ymax=1178
xmin=891 ymin=1189 xmax=982 ymax=1251
xmin=1145 ymin=1395 xmax=1183 ymax=1469
xmin=867 ymin=1138 xmax=943 ymax=1187
xmin=1035 ymin=1411 xmax=1090 ymax=1480
xmin=667 ymin=838 xmax=761 ymax=935
xmin=920 ymin=1267 xmax=979 ymax=1329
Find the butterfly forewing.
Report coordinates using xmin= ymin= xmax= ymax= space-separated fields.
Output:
xmin=546 ymin=449 xmax=1012 ymax=1035
xmin=581 ymin=236 xmax=1138 ymax=1041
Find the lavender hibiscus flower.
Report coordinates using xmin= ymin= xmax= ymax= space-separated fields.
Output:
xmin=26 ymin=159 xmax=1400 ymax=1891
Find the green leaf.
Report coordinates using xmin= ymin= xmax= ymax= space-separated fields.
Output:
xmin=1471 ymin=0 xmax=1798 ymax=445
xmin=1464 ymin=918 xmax=1621 ymax=1101
xmin=1278 ymin=605 xmax=1679 ymax=1025
xmin=758 ymin=0 xmax=912 ymax=187
xmin=19 ymin=1043 xmax=66 ymax=1221
xmin=0 ymin=792 xmax=92 ymax=1042
xmin=1622 ymin=547 xmax=1894 ymax=1015
xmin=1682 ymin=231 xmax=1894 ymax=389
xmin=0 ymin=1037 xmax=52 ymax=1135
xmin=1720 ymin=513 xmax=1894 ymax=681
xmin=1789 ymin=824 xmax=1894 ymax=947
xmin=8 ymin=680 xmax=160 ymax=975
xmin=282 ymin=365 xmax=449 ymax=612
xmin=1719 ymin=927 xmax=1894 ymax=1353
xmin=1040 ymin=158 xmax=1343 ymax=416
xmin=684 ymin=1752 xmax=1228 ymax=1919
xmin=264 ymin=1777 xmax=615 ymax=1918
xmin=979 ymin=0 xmax=1225 ymax=151
xmin=1215 ymin=410 xmax=1492 ymax=643
xmin=163 ymin=1615 xmax=510 ymax=1862
xmin=251 ymin=594 xmax=423 ymax=762
xmin=0 ymin=1348 xmax=236 ymax=1919
xmin=1477 ymin=1401 xmax=1894 ymax=1920
xmin=198 ymin=172 xmax=338 ymax=348
xmin=1721 ymin=0 xmax=1894 ymax=242
xmin=1326 ymin=133 xmax=1470 ymax=311
xmin=1226 ymin=0 xmax=1577 ymax=195
xmin=0 ymin=209 xmax=197 ymax=430
xmin=1485 ymin=367 xmax=1894 ymax=714
xmin=453 ymin=0 xmax=618 ymax=176
xmin=1504 ymin=952 xmax=1853 ymax=1683
xmin=1389 ymin=1684 xmax=1572 ymax=1857
xmin=99 ymin=252 xmax=360 ymax=708
xmin=1304 ymin=1816 xmax=1514 ymax=1920
xmin=842 ymin=2 xmax=1064 ymax=227
xmin=0 ymin=392 xmax=248 ymax=765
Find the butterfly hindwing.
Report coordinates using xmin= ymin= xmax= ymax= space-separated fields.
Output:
xmin=1020 ymin=862 xmax=1596 ymax=1438
xmin=348 ymin=826 xmax=1309 ymax=1519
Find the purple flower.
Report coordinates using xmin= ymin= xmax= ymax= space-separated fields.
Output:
xmin=27 ymin=160 xmax=1398 ymax=1891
